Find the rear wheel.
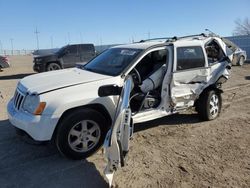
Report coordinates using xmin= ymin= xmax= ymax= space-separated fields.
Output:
xmin=55 ymin=109 xmax=109 ymax=160
xmin=237 ymin=56 xmax=245 ymax=66
xmin=196 ymin=90 xmax=221 ymax=121
xmin=46 ymin=62 xmax=61 ymax=71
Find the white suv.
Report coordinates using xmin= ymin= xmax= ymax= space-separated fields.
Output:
xmin=7 ymin=33 xmax=232 ymax=160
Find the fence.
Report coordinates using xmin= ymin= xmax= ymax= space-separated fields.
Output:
xmin=0 ymin=45 xmax=117 ymax=56
xmin=1 ymin=35 xmax=249 ymax=57
xmin=0 ymin=50 xmax=33 ymax=56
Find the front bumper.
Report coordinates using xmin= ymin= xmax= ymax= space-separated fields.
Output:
xmin=33 ymin=62 xmax=46 ymax=72
xmin=7 ymin=99 xmax=59 ymax=141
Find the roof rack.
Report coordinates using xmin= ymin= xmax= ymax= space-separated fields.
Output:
xmin=167 ymin=33 xmax=207 ymax=42
xmin=139 ymin=37 xmax=172 ymax=43
xmin=139 ymin=33 xmax=207 ymax=43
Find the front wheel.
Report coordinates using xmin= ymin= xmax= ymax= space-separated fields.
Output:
xmin=196 ymin=90 xmax=222 ymax=121
xmin=46 ymin=62 xmax=61 ymax=71
xmin=237 ymin=56 xmax=245 ymax=66
xmin=55 ymin=109 xmax=109 ymax=160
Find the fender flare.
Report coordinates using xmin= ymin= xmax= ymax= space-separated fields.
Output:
xmin=51 ymin=103 xmax=112 ymax=141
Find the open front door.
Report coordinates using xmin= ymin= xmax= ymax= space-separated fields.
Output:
xmin=103 ymin=76 xmax=134 ymax=187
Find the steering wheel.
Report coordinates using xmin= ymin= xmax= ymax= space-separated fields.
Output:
xmin=131 ymin=68 xmax=142 ymax=85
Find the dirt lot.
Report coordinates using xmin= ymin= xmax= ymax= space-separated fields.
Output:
xmin=0 ymin=56 xmax=250 ymax=188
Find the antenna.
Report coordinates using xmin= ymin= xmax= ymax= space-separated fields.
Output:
xmin=34 ymin=27 xmax=40 ymax=49
xmin=205 ymin=29 xmax=218 ymax=37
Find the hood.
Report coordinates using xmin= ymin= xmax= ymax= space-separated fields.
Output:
xmin=33 ymin=48 xmax=59 ymax=58
xmin=34 ymin=54 xmax=57 ymax=59
xmin=19 ymin=68 xmax=112 ymax=94
xmin=221 ymin=38 xmax=238 ymax=53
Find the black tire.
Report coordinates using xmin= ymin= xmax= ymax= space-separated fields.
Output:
xmin=196 ymin=90 xmax=222 ymax=121
xmin=55 ymin=108 xmax=109 ymax=160
xmin=46 ymin=62 xmax=61 ymax=71
xmin=237 ymin=56 xmax=245 ymax=66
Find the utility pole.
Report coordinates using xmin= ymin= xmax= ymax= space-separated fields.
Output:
xmin=34 ymin=27 xmax=40 ymax=49
xmin=10 ymin=38 xmax=14 ymax=55
xmin=100 ymin=37 xmax=103 ymax=51
xmin=64 ymin=36 xmax=67 ymax=45
xmin=67 ymin=32 xmax=71 ymax=44
xmin=147 ymin=31 xmax=151 ymax=39
xmin=50 ymin=36 xmax=53 ymax=48
xmin=80 ymin=32 xmax=83 ymax=43
xmin=0 ymin=40 xmax=3 ymax=54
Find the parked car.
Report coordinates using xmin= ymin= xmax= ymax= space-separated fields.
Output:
xmin=231 ymin=47 xmax=247 ymax=66
xmin=220 ymin=38 xmax=247 ymax=66
xmin=8 ymin=33 xmax=232 ymax=162
xmin=0 ymin=55 xmax=10 ymax=71
xmin=33 ymin=44 xmax=95 ymax=72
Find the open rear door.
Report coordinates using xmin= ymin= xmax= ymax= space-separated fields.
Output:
xmin=103 ymin=76 xmax=134 ymax=187
xmin=170 ymin=46 xmax=210 ymax=109
xmin=171 ymin=43 xmax=231 ymax=110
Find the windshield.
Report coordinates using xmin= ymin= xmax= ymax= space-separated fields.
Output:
xmin=83 ymin=48 xmax=142 ymax=76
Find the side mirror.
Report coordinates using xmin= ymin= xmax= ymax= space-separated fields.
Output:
xmin=58 ymin=49 xmax=69 ymax=58
xmin=98 ymin=85 xmax=122 ymax=97
xmin=64 ymin=49 xmax=70 ymax=55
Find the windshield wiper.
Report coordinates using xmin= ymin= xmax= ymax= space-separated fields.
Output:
xmin=84 ymin=67 xmax=96 ymax=72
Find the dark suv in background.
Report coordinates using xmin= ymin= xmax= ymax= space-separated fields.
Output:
xmin=33 ymin=44 xmax=95 ymax=72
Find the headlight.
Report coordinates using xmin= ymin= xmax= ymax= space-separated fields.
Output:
xmin=35 ymin=58 xmax=42 ymax=63
xmin=23 ymin=94 xmax=46 ymax=115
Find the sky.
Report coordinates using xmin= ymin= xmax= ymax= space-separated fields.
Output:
xmin=0 ymin=0 xmax=249 ymax=50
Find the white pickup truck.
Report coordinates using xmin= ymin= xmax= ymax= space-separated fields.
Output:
xmin=8 ymin=33 xmax=232 ymax=163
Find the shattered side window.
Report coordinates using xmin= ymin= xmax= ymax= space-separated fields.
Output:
xmin=176 ymin=46 xmax=205 ymax=71
xmin=205 ymin=40 xmax=226 ymax=64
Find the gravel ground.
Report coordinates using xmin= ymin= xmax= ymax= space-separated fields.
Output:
xmin=0 ymin=56 xmax=250 ymax=188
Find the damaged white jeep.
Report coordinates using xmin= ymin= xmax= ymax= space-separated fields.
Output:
xmin=8 ymin=33 xmax=232 ymax=163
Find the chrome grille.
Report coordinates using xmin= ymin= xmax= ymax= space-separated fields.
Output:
xmin=13 ymin=89 xmax=25 ymax=110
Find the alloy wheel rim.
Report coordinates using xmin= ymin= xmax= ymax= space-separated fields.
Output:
xmin=209 ymin=94 xmax=219 ymax=118
xmin=49 ymin=64 xmax=60 ymax=70
xmin=68 ymin=120 xmax=101 ymax=152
